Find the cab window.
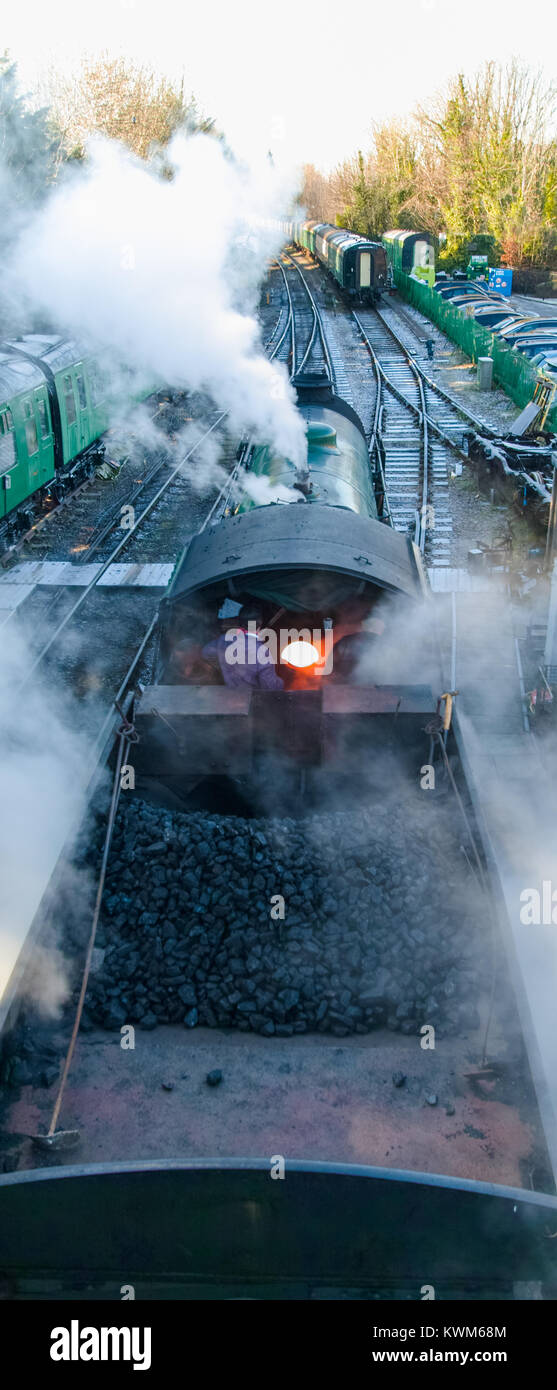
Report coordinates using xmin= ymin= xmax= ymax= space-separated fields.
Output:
xmin=64 ymin=375 xmax=76 ymax=424
xmin=77 ymin=374 xmax=87 ymax=410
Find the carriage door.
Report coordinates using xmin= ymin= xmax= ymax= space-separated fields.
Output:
xmin=76 ymin=368 xmax=90 ymax=451
xmin=62 ymin=372 xmax=79 ymax=462
xmin=35 ymin=386 xmax=54 ymax=485
xmin=359 ymin=251 xmax=371 ymax=290
xmin=22 ymin=396 xmax=40 ymax=488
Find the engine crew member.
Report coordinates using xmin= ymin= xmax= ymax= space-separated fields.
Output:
xmin=202 ymin=604 xmax=284 ymax=690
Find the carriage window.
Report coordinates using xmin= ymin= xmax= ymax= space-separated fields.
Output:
xmin=0 ymin=420 xmax=16 ymax=474
xmin=25 ymin=414 xmax=39 ymax=455
xmin=37 ymin=397 xmax=51 ymax=437
xmin=64 ymin=375 xmax=76 ymax=424
xmin=77 ymin=374 xmax=87 ymax=410
xmin=88 ymin=364 xmax=105 ymax=406
xmin=359 ymin=252 xmax=371 ymax=288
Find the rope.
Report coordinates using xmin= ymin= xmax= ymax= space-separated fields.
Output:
xmin=431 ymin=729 xmax=497 ymax=1066
xmin=45 ymin=726 xmax=130 ymax=1139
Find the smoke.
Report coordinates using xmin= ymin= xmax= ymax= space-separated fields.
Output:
xmin=0 ymin=624 xmax=92 ymax=1023
xmin=239 ymin=473 xmax=302 ymax=506
xmin=352 ymin=576 xmax=557 ymax=1161
xmin=18 ymin=944 xmax=71 ymax=1020
xmin=350 ymin=588 xmax=439 ymax=688
xmin=7 ymin=131 xmax=306 ymax=464
xmin=0 ymin=126 xmax=306 ymax=1029
xmin=109 ymin=409 xmax=304 ymax=507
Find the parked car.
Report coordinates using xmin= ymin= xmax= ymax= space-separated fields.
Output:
xmin=469 ymin=307 xmax=524 ymax=328
xmin=493 ymin=316 xmax=540 ymax=338
xmin=435 ymin=282 xmax=493 ymax=301
xmin=450 ymin=295 xmax=506 ymax=312
xmin=530 ymin=350 xmax=557 ymax=375
xmin=498 ymin=317 xmax=557 ymax=343
xmin=511 ymin=335 xmax=557 ymax=359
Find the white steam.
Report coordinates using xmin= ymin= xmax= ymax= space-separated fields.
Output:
xmin=0 ymin=625 xmax=90 ymax=1021
xmin=18 ymin=944 xmax=71 ymax=1020
xmin=9 ymin=132 xmax=306 ymax=464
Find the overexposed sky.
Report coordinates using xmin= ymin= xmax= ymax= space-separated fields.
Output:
xmin=4 ymin=0 xmax=556 ymax=171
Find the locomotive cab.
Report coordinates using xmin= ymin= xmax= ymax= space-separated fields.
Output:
xmin=132 ymin=383 xmax=437 ymax=813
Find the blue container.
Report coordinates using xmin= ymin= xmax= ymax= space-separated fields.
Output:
xmin=488 ymin=267 xmax=513 ymax=297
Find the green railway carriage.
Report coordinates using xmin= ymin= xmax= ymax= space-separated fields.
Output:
xmin=0 ymin=352 xmax=57 ymax=525
xmin=382 ymin=230 xmax=436 ymax=287
xmin=0 ymin=334 xmax=153 ymax=549
xmin=291 ymin=220 xmax=386 ymax=301
xmin=294 ymin=220 xmax=318 ymax=253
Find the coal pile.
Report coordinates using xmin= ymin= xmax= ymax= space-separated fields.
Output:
xmin=81 ymin=795 xmax=488 ymax=1039
xmin=0 ymin=1019 xmax=61 ymax=1095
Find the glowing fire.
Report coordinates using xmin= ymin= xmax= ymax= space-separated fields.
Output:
xmin=280 ymin=639 xmax=320 ymax=669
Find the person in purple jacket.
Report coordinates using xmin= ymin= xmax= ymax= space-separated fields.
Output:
xmin=202 ymin=605 xmax=284 ymax=690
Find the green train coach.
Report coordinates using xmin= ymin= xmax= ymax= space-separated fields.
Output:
xmin=290 ymin=221 xmax=387 ymax=302
xmin=0 ymin=335 xmax=153 ymax=553
xmin=382 ymin=230 xmax=437 ymax=287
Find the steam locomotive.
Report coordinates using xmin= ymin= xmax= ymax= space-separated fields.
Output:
xmin=3 ymin=381 xmax=557 ymax=1302
xmin=133 ymin=372 xmax=432 ymax=814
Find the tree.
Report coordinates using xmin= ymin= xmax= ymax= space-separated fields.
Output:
xmin=299 ymin=163 xmax=338 ymax=222
xmin=297 ymin=61 xmax=556 ymax=269
xmin=303 ymin=123 xmax=421 ymax=240
xmin=45 ymin=54 xmax=215 ymax=167
xmin=415 ymin=62 xmax=557 ymax=267
xmin=0 ymin=53 xmax=56 ymax=213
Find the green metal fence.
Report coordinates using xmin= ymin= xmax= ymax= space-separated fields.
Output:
xmin=394 ymin=270 xmax=557 ymax=431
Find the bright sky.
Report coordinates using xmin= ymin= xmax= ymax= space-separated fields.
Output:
xmin=4 ymin=0 xmax=556 ymax=172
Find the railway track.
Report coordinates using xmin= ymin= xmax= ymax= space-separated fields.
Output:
xmin=0 ymin=413 xmax=249 ymax=1035
xmin=369 ymin=303 xmax=496 ymax=437
xmin=274 ymin=251 xmax=334 ymax=384
xmin=352 ymin=306 xmax=495 ymax=563
xmin=269 ymin=255 xmax=498 ymax=567
xmin=0 ymin=394 xmax=179 ymax=568
xmin=4 ymin=412 xmax=232 ymax=692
